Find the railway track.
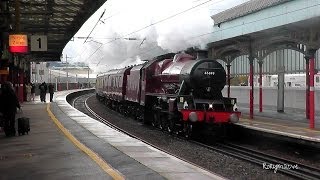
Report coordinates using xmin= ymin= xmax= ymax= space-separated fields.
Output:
xmin=72 ymin=93 xmax=320 ymax=180
xmin=191 ymin=141 xmax=320 ymax=180
xmin=71 ymin=93 xmax=97 ymax=118
xmin=75 ymin=94 xmax=142 ymax=138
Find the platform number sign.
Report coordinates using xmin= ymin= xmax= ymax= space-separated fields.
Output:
xmin=31 ymin=35 xmax=47 ymax=51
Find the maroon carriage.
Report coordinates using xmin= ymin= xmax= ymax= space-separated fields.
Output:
xmin=96 ymin=67 xmax=131 ymax=109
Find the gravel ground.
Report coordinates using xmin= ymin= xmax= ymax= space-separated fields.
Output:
xmin=228 ymin=129 xmax=320 ymax=169
xmin=85 ymin=95 xmax=297 ymax=180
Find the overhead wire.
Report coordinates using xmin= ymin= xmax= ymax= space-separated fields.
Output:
xmin=77 ymin=0 xmax=229 ymax=62
xmin=83 ymin=9 xmax=106 ymax=44
xmin=80 ymin=0 xmax=265 ymax=67
xmin=91 ymin=0 xmax=252 ymax=70
xmin=83 ymin=0 xmax=216 ymax=62
xmin=73 ymin=0 xmax=231 ymax=62
xmin=73 ymin=11 xmax=121 ymax=60
xmin=106 ymin=2 xmax=320 ymax=68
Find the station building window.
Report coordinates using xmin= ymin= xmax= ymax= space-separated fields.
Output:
xmin=316 ymin=76 xmax=319 ymax=83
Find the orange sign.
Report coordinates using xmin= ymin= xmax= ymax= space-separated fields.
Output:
xmin=0 ymin=67 xmax=9 ymax=75
xmin=9 ymin=34 xmax=28 ymax=53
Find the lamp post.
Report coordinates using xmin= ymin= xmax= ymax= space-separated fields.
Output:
xmin=65 ymin=54 xmax=72 ymax=90
xmin=76 ymin=74 xmax=78 ymax=89
xmin=49 ymin=68 xmax=52 ymax=83
xmin=87 ymin=66 xmax=90 ymax=88
xmin=58 ymin=68 xmax=61 ymax=91
xmin=55 ymin=77 xmax=58 ymax=91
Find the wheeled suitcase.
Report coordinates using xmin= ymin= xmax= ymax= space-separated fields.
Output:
xmin=18 ymin=117 xmax=30 ymax=135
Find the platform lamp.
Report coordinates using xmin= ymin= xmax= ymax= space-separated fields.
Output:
xmin=62 ymin=54 xmax=73 ymax=90
xmin=58 ymin=67 xmax=61 ymax=91
xmin=49 ymin=68 xmax=52 ymax=84
xmin=55 ymin=77 xmax=58 ymax=91
xmin=87 ymin=66 xmax=90 ymax=88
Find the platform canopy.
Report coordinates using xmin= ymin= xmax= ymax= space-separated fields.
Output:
xmin=1 ymin=0 xmax=107 ymax=62
xmin=208 ymin=0 xmax=320 ymax=60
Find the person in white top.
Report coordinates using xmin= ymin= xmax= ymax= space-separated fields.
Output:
xmin=25 ymin=83 xmax=32 ymax=102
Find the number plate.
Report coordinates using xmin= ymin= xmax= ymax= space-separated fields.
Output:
xmin=31 ymin=35 xmax=47 ymax=51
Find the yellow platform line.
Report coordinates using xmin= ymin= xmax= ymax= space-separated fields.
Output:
xmin=240 ymin=118 xmax=320 ymax=133
xmin=46 ymin=104 xmax=124 ymax=180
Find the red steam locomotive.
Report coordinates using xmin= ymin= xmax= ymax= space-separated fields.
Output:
xmin=96 ymin=51 xmax=240 ymax=137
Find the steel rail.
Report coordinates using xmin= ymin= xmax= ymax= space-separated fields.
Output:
xmin=219 ymin=143 xmax=320 ymax=180
xmin=190 ymin=140 xmax=320 ymax=180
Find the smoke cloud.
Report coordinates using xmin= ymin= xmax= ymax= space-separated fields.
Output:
xmin=63 ymin=0 xmax=249 ymax=73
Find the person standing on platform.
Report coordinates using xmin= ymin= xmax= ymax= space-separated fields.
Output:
xmin=31 ymin=83 xmax=36 ymax=101
xmin=39 ymin=82 xmax=47 ymax=102
xmin=25 ymin=83 xmax=32 ymax=102
xmin=48 ymin=83 xmax=54 ymax=102
xmin=0 ymin=81 xmax=21 ymax=137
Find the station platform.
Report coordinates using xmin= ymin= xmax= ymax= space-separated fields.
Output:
xmin=237 ymin=105 xmax=320 ymax=143
xmin=0 ymin=90 xmax=223 ymax=180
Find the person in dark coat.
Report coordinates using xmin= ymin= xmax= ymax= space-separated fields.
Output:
xmin=39 ymin=82 xmax=47 ymax=102
xmin=0 ymin=81 xmax=21 ymax=137
xmin=31 ymin=83 xmax=36 ymax=101
xmin=48 ymin=83 xmax=54 ymax=102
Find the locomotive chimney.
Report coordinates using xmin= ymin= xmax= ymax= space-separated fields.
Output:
xmin=196 ymin=50 xmax=208 ymax=59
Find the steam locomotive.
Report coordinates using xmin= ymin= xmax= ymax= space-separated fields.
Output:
xmin=96 ymin=51 xmax=240 ymax=137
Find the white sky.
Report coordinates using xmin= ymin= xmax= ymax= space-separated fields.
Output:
xmin=62 ymin=0 xmax=248 ymax=73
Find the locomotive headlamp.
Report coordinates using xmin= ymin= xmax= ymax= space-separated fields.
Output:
xmin=183 ymin=101 xmax=189 ymax=109
xmin=189 ymin=112 xmax=198 ymax=122
xmin=206 ymin=87 xmax=211 ymax=92
xmin=229 ymin=113 xmax=239 ymax=123
xmin=231 ymin=99 xmax=235 ymax=105
xmin=233 ymin=103 xmax=238 ymax=112
xmin=209 ymin=103 xmax=213 ymax=109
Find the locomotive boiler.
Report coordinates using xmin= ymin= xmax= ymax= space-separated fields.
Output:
xmin=96 ymin=51 xmax=240 ymax=138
